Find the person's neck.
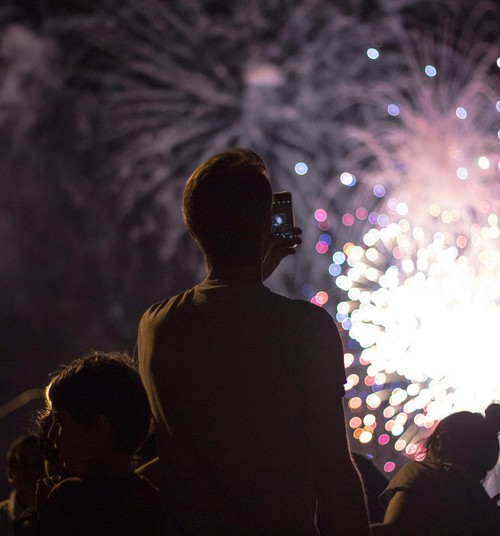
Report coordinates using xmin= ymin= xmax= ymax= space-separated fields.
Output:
xmin=207 ymin=261 xmax=263 ymax=283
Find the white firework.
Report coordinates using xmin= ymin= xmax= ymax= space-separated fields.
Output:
xmin=321 ymin=2 xmax=500 ymax=470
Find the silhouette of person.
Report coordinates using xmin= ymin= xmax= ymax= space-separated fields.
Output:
xmin=0 ymin=435 xmax=44 ymax=536
xmin=371 ymin=403 xmax=500 ymax=535
xmin=138 ymin=148 xmax=370 ymax=535
xmin=26 ymin=351 xmax=162 ymax=536
xmin=13 ymin=414 xmax=66 ymax=536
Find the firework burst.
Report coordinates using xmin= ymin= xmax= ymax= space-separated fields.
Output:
xmin=50 ymin=0 xmax=499 ymax=473
xmin=56 ymin=0 xmax=379 ymax=285
xmin=311 ymin=2 xmax=500 ymax=472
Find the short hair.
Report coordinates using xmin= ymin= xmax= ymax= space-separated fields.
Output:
xmin=183 ymin=148 xmax=273 ymax=263
xmin=44 ymin=351 xmax=151 ymax=455
xmin=424 ymin=408 xmax=499 ymax=480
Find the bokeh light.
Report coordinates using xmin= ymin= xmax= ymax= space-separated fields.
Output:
xmin=295 ymin=162 xmax=309 ymax=175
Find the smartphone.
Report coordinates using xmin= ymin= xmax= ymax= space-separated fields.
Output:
xmin=271 ymin=191 xmax=295 ymax=245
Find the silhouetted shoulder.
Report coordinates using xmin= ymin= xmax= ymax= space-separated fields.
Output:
xmin=271 ymin=291 xmax=339 ymax=331
xmin=141 ymin=288 xmax=194 ymax=319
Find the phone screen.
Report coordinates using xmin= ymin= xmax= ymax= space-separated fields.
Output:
xmin=271 ymin=191 xmax=295 ymax=244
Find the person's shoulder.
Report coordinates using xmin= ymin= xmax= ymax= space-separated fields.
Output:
xmin=387 ymin=460 xmax=447 ymax=492
xmin=140 ymin=288 xmax=194 ymax=323
xmin=402 ymin=460 xmax=448 ymax=478
xmin=391 ymin=460 xmax=430 ymax=477
xmin=268 ymin=290 xmax=333 ymax=318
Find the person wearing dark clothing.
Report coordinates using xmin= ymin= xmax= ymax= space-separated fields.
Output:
xmin=35 ymin=471 xmax=161 ymax=536
xmin=371 ymin=403 xmax=500 ymax=535
xmin=138 ymin=148 xmax=370 ymax=535
xmin=23 ymin=351 xmax=162 ymax=536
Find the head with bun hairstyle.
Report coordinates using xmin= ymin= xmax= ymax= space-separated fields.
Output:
xmin=423 ymin=403 xmax=500 ymax=482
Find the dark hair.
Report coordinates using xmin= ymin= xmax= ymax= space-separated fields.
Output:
xmin=424 ymin=404 xmax=500 ymax=481
xmin=182 ymin=148 xmax=272 ymax=263
xmin=44 ymin=351 xmax=151 ymax=455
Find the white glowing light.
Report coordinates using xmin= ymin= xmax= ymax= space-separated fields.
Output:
xmin=456 ymin=107 xmax=467 ymax=119
xmin=336 ymin=275 xmax=352 ymax=291
xmin=424 ymin=65 xmax=437 ymax=77
xmin=294 ymin=162 xmax=308 ymax=175
xmin=388 ymin=104 xmax=400 ymax=116
xmin=340 ymin=172 xmax=356 ymax=186
xmin=367 ymin=48 xmax=380 ymax=59
xmin=359 ymin=430 xmax=373 ymax=443
xmin=396 ymin=202 xmax=408 ymax=216
xmin=456 ymin=167 xmax=468 ymax=180
xmin=477 ymin=156 xmax=490 ymax=170
xmin=341 ymin=229 xmax=500 ymax=422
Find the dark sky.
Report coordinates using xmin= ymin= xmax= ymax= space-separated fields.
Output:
xmin=1 ymin=0 xmax=498 ymax=499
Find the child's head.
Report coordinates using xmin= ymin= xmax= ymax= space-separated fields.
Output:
xmin=424 ymin=403 xmax=500 ymax=482
xmin=40 ymin=351 xmax=151 ymax=474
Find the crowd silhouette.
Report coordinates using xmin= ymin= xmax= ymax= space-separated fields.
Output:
xmin=1 ymin=150 xmax=499 ymax=536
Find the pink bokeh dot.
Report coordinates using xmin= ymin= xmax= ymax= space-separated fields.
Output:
xmin=342 ymin=213 xmax=355 ymax=226
xmin=314 ymin=209 xmax=327 ymax=222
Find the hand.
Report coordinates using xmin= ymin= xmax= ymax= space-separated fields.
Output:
xmin=262 ymin=227 xmax=302 ymax=280
xmin=35 ymin=475 xmax=61 ymax=509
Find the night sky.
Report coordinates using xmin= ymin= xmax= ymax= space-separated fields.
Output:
xmin=1 ymin=0 xmax=499 ymax=499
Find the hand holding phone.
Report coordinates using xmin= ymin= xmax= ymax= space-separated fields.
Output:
xmin=264 ymin=191 xmax=301 ymax=280
xmin=271 ymin=191 xmax=295 ymax=246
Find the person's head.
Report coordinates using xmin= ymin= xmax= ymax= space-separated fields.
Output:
xmin=6 ymin=435 xmax=45 ymax=508
xmin=424 ymin=403 xmax=500 ymax=482
xmin=183 ymin=148 xmax=273 ymax=267
xmin=40 ymin=351 xmax=151 ymax=475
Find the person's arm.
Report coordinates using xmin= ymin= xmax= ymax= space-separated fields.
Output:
xmin=301 ymin=311 xmax=370 ymax=536
xmin=372 ymin=489 xmax=426 ymax=535
xmin=308 ymin=388 xmax=370 ymax=536
xmin=370 ymin=472 xmax=431 ymax=536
